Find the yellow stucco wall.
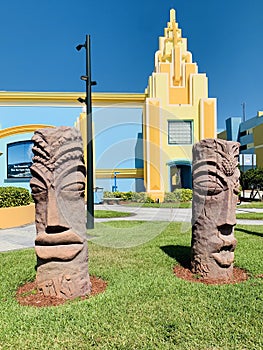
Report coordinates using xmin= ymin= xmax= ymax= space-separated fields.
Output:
xmin=201 ymin=99 xmax=217 ymax=139
xmin=253 ymin=123 xmax=263 ymax=167
xmin=147 ymin=100 xmax=161 ymax=191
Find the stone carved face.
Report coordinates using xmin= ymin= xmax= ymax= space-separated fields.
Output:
xmin=30 ymin=127 xmax=86 ymax=261
xmin=191 ymin=139 xmax=240 ymax=277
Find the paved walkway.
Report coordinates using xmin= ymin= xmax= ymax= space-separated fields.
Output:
xmin=0 ymin=205 xmax=262 ymax=253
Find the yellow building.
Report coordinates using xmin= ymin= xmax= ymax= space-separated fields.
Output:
xmin=143 ymin=9 xmax=216 ymax=201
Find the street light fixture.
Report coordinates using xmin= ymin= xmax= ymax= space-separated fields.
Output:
xmin=76 ymin=44 xmax=86 ymax=51
xmin=77 ymin=97 xmax=86 ymax=104
xmin=76 ymin=34 xmax=97 ymax=229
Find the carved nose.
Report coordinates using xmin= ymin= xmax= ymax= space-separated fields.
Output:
xmin=218 ymin=189 xmax=237 ymax=226
xmin=46 ymin=188 xmax=69 ymax=232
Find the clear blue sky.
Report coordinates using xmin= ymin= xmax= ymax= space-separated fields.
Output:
xmin=0 ymin=0 xmax=263 ymax=129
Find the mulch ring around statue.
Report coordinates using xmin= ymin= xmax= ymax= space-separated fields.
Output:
xmin=173 ymin=265 xmax=250 ymax=285
xmin=16 ymin=276 xmax=107 ymax=307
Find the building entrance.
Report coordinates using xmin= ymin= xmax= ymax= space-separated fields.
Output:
xmin=170 ymin=163 xmax=192 ymax=191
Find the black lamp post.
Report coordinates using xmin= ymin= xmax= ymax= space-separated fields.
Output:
xmin=76 ymin=34 xmax=97 ymax=229
xmin=112 ymin=171 xmax=120 ymax=192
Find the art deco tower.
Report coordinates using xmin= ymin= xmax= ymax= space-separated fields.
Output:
xmin=143 ymin=9 xmax=217 ymax=201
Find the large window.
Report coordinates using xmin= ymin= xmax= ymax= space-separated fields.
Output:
xmin=168 ymin=120 xmax=192 ymax=145
xmin=7 ymin=141 xmax=33 ymax=178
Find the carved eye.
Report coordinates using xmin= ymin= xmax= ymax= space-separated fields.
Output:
xmin=31 ymin=185 xmax=47 ymax=196
xmin=206 ymin=185 xmax=224 ymax=195
xmin=194 ymin=179 xmax=224 ymax=196
xmin=61 ymin=182 xmax=85 ymax=192
xmin=30 ymin=177 xmax=47 ymax=196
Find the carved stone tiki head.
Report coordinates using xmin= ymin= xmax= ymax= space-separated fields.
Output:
xmin=30 ymin=126 xmax=91 ymax=298
xmin=191 ymin=139 xmax=240 ymax=279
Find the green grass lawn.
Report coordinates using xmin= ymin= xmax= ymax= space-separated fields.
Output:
xmin=122 ymin=201 xmax=192 ymax=208
xmin=239 ymin=201 xmax=263 ymax=208
xmin=122 ymin=201 xmax=263 ymax=210
xmin=0 ymin=222 xmax=262 ymax=349
xmin=236 ymin=212 xmax=263 ymax=220
xmin=94 ymin=210 xmax=132 ymax=218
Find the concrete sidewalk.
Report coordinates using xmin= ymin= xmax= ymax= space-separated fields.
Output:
xmin=0 ymin=205 xmax=263 ymax=253
xmin=0 ymin=224 xmax=36 ymax=252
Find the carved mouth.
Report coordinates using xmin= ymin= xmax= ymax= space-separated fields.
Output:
xmin=35 ymin=230 xmax=85 ymax=260
xmin=212 ymin=251 xmax=234 ymax=267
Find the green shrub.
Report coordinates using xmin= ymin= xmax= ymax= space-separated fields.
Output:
xmin=174 ymin=188 xmax=192 ymax=201
xmin=103 ymin=190 xmax=193 ymax=203
xmin=130 ymin=192 xmax=144 ymax=202
xmin=103 ymin=191 xmax=154 ymax=203
xmin=0 ymin=187 xmax=32 ymax=208
xmin=103 ymin=191 xmax=130 ymax=200
xmin=164 ymin=191 xmax=177 ymax=202
xmin=120 ymin=191 xmax=133 ymax=201
xmin=102 ymin=191 xmax=115 ymax=199
xmin=131 ymin=192 xmax=154 ymax=203
xmin=164 ymin=188 xmax=193 ymax=202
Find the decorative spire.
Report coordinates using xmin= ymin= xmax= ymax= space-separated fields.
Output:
xmin=159 ymin=8 xmax=183 ymax=64
xmin=155 ymin=8 xmax=193 ymax=88
xmin=170 ymin=8 xmax=176 ymax=22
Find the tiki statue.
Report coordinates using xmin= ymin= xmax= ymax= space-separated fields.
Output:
xmin=191 ymin=138 xmax=240 ymax=280
xmin=30 ymin=126 xmax=91 ymax=298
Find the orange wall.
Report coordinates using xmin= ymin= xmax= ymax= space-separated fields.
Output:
xmin=203 ymin=99 xmax=216 ymax=138
xmin=0 ymin=203 xmax=35 ymax=229
xmin=159 ymin=62 xmax=197 ymax=105
xmin=148 ymin=101 xmax=161 ymax=191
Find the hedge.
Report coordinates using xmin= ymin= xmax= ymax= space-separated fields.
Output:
xmin=164 ymin=189 xmax=193 ymax=202
xmin=103 ymin=191 xmax=154 ymax=203
xmin=103 ymin=189 xmax=192 ymax=203
xmin=0 ymin=187 xmax=32 ymax=208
